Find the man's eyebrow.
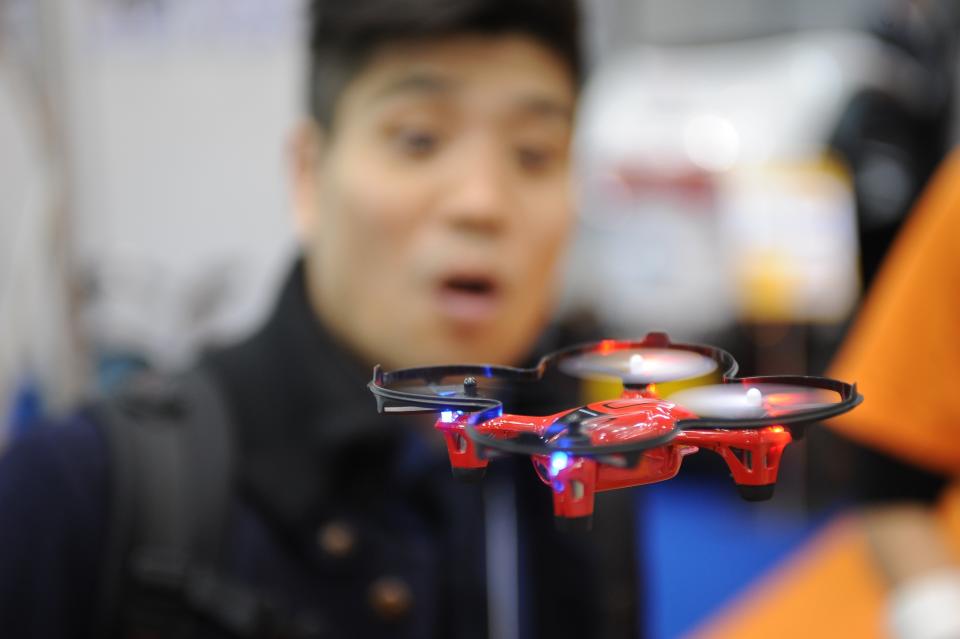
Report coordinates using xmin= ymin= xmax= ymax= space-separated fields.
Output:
xmin=369 ymin=73 xmax=573 ymax=122
xmin=371 ymin=72 xmax=455 ymax=103
xmin=514 ymin=95 xmax=573 ymax=123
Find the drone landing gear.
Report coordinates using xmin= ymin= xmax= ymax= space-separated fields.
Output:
xmin=736 ymin=483 xmax=776 ymax=501
xmin=677 ymin=426 xmax=792 ymax=502
xmin=548 ymin=458 xmax=598 ymax=531
xmin=451 ymin=466 xmax=487 ymax=482
xmin=554 ymin=515 xmax=593 ymax=532
xmin=437 ymin=415 xmax=490 ymax=483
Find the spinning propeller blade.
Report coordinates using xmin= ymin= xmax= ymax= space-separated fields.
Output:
xmin=556 ymin=346 xmax=720 ymax=384
xmin=665 ymin=376 xmax=862 ymax=429
xmin=368 ymin=364 xmax=530 ymax=416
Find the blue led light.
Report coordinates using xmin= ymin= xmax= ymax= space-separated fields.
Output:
xmin=549 ymin=452 xmax=569 ymax=476
xmin=440 ymin=410 xmax=465 ymax=424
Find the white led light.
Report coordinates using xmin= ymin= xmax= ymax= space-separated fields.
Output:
xmin=629 ymin=354 xmax=645 ymax=375
xmin=550 ymin=452 xmax=570 ymax=477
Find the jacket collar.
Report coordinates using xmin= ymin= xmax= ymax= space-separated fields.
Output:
xmin=204 ymin=258 xmax=593 ymax=543
xmin=205 ymin=259 xmax=418 ymax=541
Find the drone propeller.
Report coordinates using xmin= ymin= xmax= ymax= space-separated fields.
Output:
xmin=556 ymin=346 xmax=720 ymax=385
xmin=368 ymin=364 xmax=532 ymax=417
xmin=666 ymin=376 xmax=862 ymax=430
xmin=369 ymin=332 xmax=736 ymax=414
xmin=550 ymin=332 xmax=737 ymax=386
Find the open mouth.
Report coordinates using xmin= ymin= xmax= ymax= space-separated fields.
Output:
xmin=436 ymin=275 xmax=501 ymax=323
xmin=444 ymin=276 xmax=496 ymax=296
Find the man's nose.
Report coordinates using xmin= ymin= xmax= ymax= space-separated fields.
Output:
xmin=436 ymin=140 xmax=511 ymax=236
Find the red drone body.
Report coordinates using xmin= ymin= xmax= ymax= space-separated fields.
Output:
xmin=437 ymin=391 xmax=792 ymax=524
xmin=370 ymin=332 xmax=861 ymax=530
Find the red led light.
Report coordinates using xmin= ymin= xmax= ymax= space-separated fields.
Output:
xmin=597 ymin=339 xmax=617 ymax=354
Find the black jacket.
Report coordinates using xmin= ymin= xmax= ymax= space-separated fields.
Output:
xmin=0 ymin=261 xmax=640 ymax=638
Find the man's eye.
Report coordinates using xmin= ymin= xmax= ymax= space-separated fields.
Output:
xmin=396 ymin=129 xmax=440 ymax=157
xmin=516 ymin=146 xmax=557 ymax=173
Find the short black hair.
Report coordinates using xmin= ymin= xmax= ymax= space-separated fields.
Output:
xmin=307 ymin=0 xmax=582 ymax=129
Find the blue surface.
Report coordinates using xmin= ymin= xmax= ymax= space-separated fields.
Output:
xmin=639 ymin=478 xmax=829 ymax=639
xmin=6 ymin=379 xmax=44 ymax=440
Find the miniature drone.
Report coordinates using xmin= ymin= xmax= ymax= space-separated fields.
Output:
xmin=369 ymin=332 xmax=861 ymax=530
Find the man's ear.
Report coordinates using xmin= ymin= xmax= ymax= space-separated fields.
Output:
xmin=288 ymin=119 xmax=325 ymax=239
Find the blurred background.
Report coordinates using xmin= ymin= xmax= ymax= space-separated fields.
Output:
xmin=2 ymin=0 xmax=957 ymax=637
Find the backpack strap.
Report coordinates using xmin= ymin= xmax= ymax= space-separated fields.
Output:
xmin=96 ymin=368 xmax=240 ymax=637
xmin=96 ymin=368 xmax=332 ymax=638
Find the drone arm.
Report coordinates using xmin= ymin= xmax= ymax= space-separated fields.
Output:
xmin=549 ymin=457 xmax=597 ymax=529
xmin=677 ymin=427 xmax=793 ymax=501
xmin=436 ymin=413 xmax=547 ymax=481
xmin=437 ymin=417 xmax=489 ymax=479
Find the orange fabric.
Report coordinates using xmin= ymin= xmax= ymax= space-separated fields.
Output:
xmin=690 ymin=517 xmax=888 ymax=639
xmin=828 ymin=150 xmax=960 ymax=475
xmin=692 ymin=153 xmax=960 ymax=639
xmin=941 ymin=481 xmax=960 ymax=561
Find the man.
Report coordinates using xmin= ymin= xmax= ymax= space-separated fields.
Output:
xmin=0 ymin=1 xmax=639 ymax=638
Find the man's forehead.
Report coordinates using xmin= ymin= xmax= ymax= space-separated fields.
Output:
xmin=370 ymin=69 xmax=573 ymax=120
xmin=348 ymin=35 xmax=575 ymax=118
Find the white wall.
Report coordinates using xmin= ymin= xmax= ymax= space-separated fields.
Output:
xmin=73 ymin=1 xmax=304 ymax=368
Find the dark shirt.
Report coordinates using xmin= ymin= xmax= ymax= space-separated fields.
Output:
xmin=0 ymin=261 xmax=638 ymax=638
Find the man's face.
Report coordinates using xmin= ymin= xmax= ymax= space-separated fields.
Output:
xmin=295 ymin=34 xmax=576 ymax=369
